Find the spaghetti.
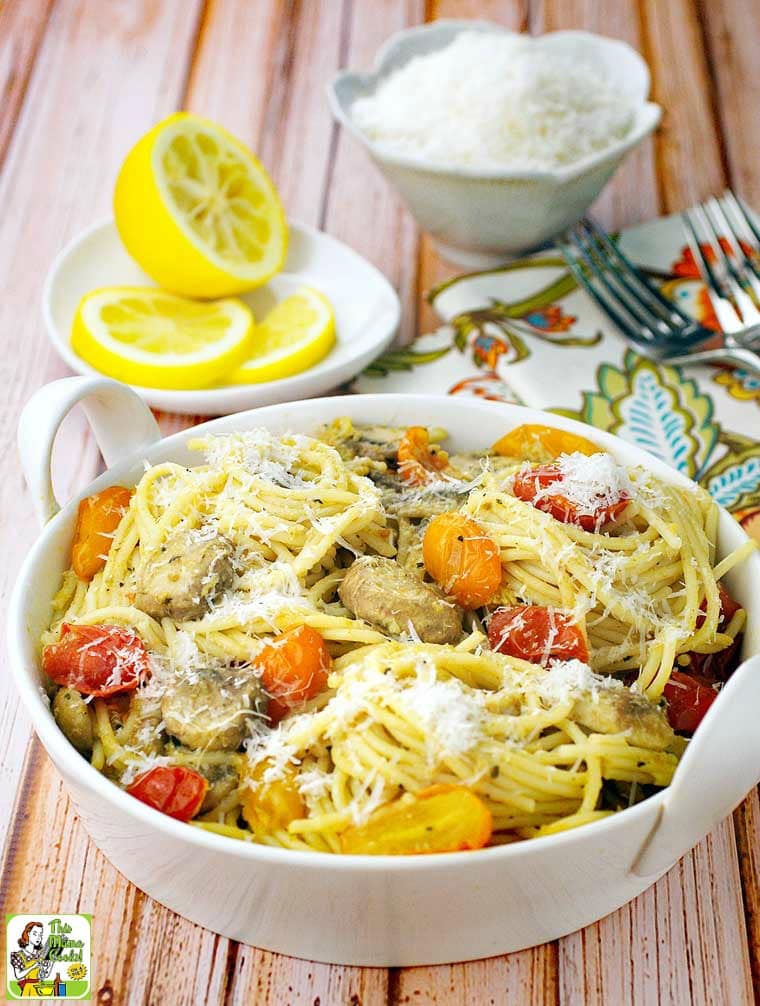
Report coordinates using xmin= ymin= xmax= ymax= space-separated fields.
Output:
xmin=40 ymin=420 xmax=753 ymax=854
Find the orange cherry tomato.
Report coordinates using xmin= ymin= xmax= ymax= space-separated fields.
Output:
xmin=397 ymin=427 xmax=449 ymax=486
xmin=42 ymin=622 xmax=150 ymax=697
xmin=488 ymin=605 xmax=588 ymax=665
xmin=127 ymin=765 xmax=208 ymax=822
xmin=340 ymin=785 xmax=493 ymax=855
xmin=492 ymin=424 xmax=602 ymax=462
xmin=512 ymin=463 xmax=629 ymax=531
xmin=422 ymin=513 xmax=502 ymax=609
xmin=255 ymin=625 xmax=332 ymax=723
xmin=72 ymin=486 xmax=133 ymax=581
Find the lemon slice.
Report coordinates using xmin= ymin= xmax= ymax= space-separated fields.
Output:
xmin=72 ymin=287 xmax=255 ymax=390
xmin=114 ymin=113 xmax=288 ymax=298
xmin=227 ymin=286 xmax=336 ymax=384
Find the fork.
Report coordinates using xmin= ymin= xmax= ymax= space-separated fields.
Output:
xmin=562 ymin=210 xmax=760 ymax=376
xmin=682 ymin=192 xmax=760 ymax=335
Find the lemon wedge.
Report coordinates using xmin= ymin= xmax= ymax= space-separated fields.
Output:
xmin=227 ymin=286 xmax=336 ymax=384
xmin=72 ymin=287 xmax=255 ymax=389
xmin=114 ymin=113 xmax=288 ymax=298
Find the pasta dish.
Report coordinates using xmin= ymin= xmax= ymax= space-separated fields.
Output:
xmin=40 ymin=420 xmax=754 ymax=854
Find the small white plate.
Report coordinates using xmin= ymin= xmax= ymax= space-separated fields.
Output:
xmin=43 ymin=219 xmax=401 ymax=415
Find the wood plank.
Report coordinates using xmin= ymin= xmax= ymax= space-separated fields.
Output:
xmin=0 ymin=0 xmax=204 ymax=860
xmin=639 ymin=0 xmax=725 ymax=210
xmin=226 ymin=945 xmax=388 ymax=1006
xmin=734 ymin=790 xmax=760 ymax=992
xmin=321 ymin=0 xmax=423 ymax=345
xmin=0 ymin=0 xmax=55 ymax=168
xmin=700 ymin=0 xmax=760 ymax=220
xmin=255 ymin=0 xmax=347 ymax=227
xmin=390 ymin=949 xmax=558 ymax=1006
xmin=559 ymin=823 xmax=754 ymax=1005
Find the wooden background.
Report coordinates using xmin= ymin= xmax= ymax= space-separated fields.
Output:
xmin=1 ymin=1 xmax=759 ymax=1002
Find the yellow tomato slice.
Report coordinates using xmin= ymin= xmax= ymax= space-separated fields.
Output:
xmin=492 ymin=423 xmax=602 ymax=461
xmin=241 ymin=759 xmax=305 ymax=833
xmin=340 ymin=785 xmax=492 ymax=855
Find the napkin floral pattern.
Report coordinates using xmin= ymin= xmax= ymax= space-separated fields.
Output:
xmin=353 ymin=213 xmax=760 ymax=543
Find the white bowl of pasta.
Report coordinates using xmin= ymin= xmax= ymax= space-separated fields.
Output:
xmin=9 ymin=376 xmax=760 ymax=966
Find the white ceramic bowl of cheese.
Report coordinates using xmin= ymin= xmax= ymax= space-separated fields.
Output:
xmin=328 ymin=21 xmax=661 ymax=266
xmin=9 ymin=376 xmax=760 ymax=966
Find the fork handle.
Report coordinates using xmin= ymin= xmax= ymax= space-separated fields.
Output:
xmin=663 ymin=345 xmax=760 ymax=375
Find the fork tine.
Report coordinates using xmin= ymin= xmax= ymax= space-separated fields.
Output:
xmin=562 ymin=230 xmax=663 ymax=351
xmin=721 ymin=190 xmax=760 ymax=291
xmin=702 ymin=199 xmax=760 ymax=323
xmin=682 ymin=207 xmax=744 ymax=332
xmin=724 ymin=189 xmax=760 ymax=254
xmin=582 ymin=216 xmax=694 ymax=327
xmin=570 ymin=223 xmax=669 ymax=338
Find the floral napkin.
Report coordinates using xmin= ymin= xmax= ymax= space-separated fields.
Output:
xmin=352 ymin=213 xmax=760 ymax=544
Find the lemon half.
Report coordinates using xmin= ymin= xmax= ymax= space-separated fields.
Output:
xmin=72 ymin=287 xmax=255 ymax=389
xmin=227 ymin=286 xmax=336 ymax=384
xmin=114 ymin=113 xmax=288 ymax=298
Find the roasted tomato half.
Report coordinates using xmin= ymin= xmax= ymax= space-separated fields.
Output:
xmin=512 ymin=463 xmax=629 ymax=531
xmin=127 ymin=765 xmax=208 ymax=822
xmin=488 ymin=605 xmax=588 ymax=665
xmin=42 ymin=623 xmax=150 ymax=697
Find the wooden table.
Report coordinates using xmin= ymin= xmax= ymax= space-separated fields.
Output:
xmin=1 ymin=1 xmax=758 ymax=1002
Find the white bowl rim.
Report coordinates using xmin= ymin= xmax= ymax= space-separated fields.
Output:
xmin=9 ymin=393 xmax=758 ymax=872
xmin=42 ymin=217 xmax=402 ymax=411
xmin=328 ymin=22 xmax=662 ymax=183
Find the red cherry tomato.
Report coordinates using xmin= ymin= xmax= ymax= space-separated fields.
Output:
xmin=255 ymin=625 xmax=332 ymax=723
xmin=663 ymin=671 xmax=718 ymax=734
xmin=42 ymin=623 xmax=150 ymax=697
xmin=487 ymin=605 xmax=588 ymax=665
xmin=127 ymin=765 xmax=208 ymax=822
xmin=512 ymin=464 xmax=629 ymax=531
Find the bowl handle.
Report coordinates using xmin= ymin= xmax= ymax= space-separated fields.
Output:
xmin=630 ymin=654 xmax=760 ymax=878
xmin=18 ymin=376 xmax=161 ymax=526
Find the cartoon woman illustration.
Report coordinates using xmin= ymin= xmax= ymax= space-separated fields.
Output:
xmin=9 ymin=921 xmax=53 ymax=995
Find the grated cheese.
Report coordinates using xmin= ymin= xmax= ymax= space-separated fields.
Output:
xmin=351 ymin=31 xmax=637 ymax=170
xmin=537 ymin=658 xmax=624 ymax=705
xmin=531 ymin=451 xmax=633 ymax=517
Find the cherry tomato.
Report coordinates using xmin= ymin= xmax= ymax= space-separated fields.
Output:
xmin=255 ymin=625 xmax=332 ymax=723
xmin=397 ymin=427 xmax=449 ymax=486
xmin=663 ymin=671 xmax=718 ymax=734
xmin=682 ymin=585 xmax=743 ymax=683
xmin=492 ymin=424 xmax=601 ymax=462
xmin=512 ymin=463 xmax=629 ymax=531
xmin=487 ymin=605 xmax=589 ymax=665
xmin=42 ymin=623 xmax=150 ymax=697
xmin=340 ymin=785 xmax=492 ymax=855
xmin=72 ymin=486 xmax=133 ymax=581
xmin=422 ymin=513 xmax=502 ymax=609
xmin=241 ymin=759 xmax=306 ymax=832
xmin=127 ymin=765 xmax=208 ymax=822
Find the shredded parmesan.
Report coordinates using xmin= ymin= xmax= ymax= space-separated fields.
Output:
xmin=351 ymin=31 xmax=637 ymax=170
